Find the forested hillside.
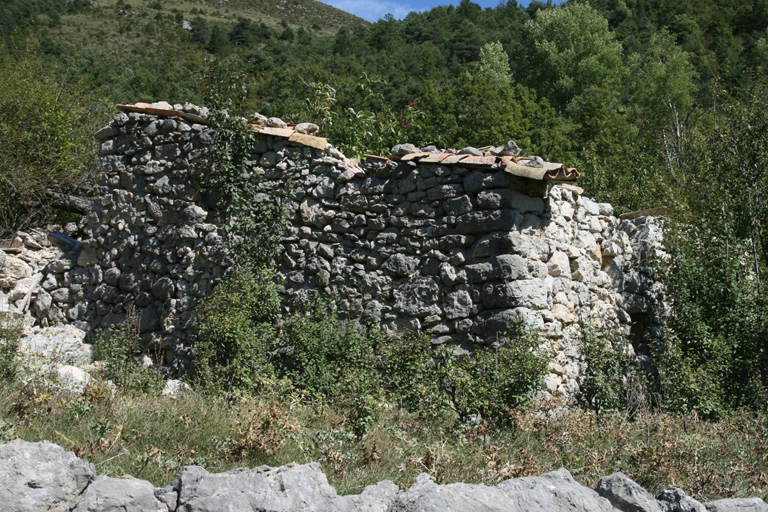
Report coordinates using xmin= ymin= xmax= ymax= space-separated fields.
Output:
xmin=2 ymin=0 xmax=768 ymax=414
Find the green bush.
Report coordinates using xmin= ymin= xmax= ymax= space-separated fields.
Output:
xmin=375 ymin=332 xmax=439 ymax=414
xmin=577 ymin=325 xmax=638 ymax=415
xmin=195 ymin=266 xmax=281 ymax=393
xmin=277 ymin=302 xmax=378 ymax=400
xmin=432 ymin=326 xmax=549 ymax=424
xmin=660 ymin=222 xmax=768 ymax=417
xmin=198 ymin=285 xmax=548 ymax=430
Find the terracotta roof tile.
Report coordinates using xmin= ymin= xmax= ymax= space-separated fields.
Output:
xmin=400 ymin=152 xmax=432 ymax=162
xmin=459 ymin=155 xmax=497 ymax=167
xmin=440 ymin=154 xmax=467 ymax=165
xmin=419 ymin=153 xmax=454 ymax=164
xmin=113 ymin=104 xmax=580 ymax=182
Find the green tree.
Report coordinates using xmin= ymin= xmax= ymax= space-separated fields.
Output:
xmin=660 ymin=76 xmax=768 ymax=416
xmin=206 ymin=24 xmax=227 ymax=54
xmin=190 ymin=16 xmax=209 ymax=45
xmin=418 ymin=73 xmax=569 ymax=158
xmin=0 ymin=50 xmax=108 ymax=235
xmin=522 ymin=3 xmax=624 ymax=112
xmin=478 ymin=41 xmax=511 ymax=87
xmin=627 ymin=30 xmax=699 ymax=183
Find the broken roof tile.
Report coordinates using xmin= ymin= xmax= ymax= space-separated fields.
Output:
xmin=288 ymin=132 xmax=328 ymax=150
xmin=252 ymin=126 xmax=294 ymax=138
xmin=440 ymin=154 xmax=467 ymax=165
xmin=419 ymin=153 xmax=454 ymax=164
xmin=499 ymin=156 xmax=518 ymax=166
xmin=400 ymin=152 xmax=432 ymax=162
xmin=363 ymin=154 xmax=390 ymax=162
xmin=116 ymin=103 xmax=209 ymax=125
xmin=459 ymin=155 xmax=497 ymax=167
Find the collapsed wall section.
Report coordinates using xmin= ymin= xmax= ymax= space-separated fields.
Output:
xmin=12 ymin=106 xmax=664 ymax=396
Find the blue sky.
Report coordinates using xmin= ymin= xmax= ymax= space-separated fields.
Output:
xmin=324 ymin=0 xmax=542 ymax=24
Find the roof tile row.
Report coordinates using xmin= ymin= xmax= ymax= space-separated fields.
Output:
xmin=115 ymin=103 xmax=579 ymax=182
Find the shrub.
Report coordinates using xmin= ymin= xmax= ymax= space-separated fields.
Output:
xmin=0 ymin=50 xmax=109 ymax=236
xmin=660 ymin=221 xmax=768 ymax=417
xmin=276 ymin=301 xmax=378 ymax=400
xmin=577 ymin=325 xmax=637 ymax=415
xmin=432 ymin=326 xmax=549 ymax=425
xmin=375 ymin=332 xmax=439 ymax=414
xmin=195 ymin=266 xmax=281 ymax=393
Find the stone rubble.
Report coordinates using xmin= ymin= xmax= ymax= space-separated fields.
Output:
xmin=1 ymin=439 xmax=765 ymax=512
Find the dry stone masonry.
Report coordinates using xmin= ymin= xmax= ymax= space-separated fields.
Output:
xmin=0 ymin=102 xmax=667 ymax=394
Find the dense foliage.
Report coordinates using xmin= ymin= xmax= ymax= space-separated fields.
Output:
xmin=195 ymin=265 xmax=549 ymax=427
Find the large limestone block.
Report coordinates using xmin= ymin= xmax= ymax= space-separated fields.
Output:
xmin=388 ymin=473 xmax=512 ymax=512
xmin=393 ymin=277 xmax=441 ymax=318
xmin=481 ymin=279 xmax=550 ymax=310
xmin=595 ymin=472 xmax=663 ymax=512
xmin=166 ymin=461 xmax=339 ymax=512
xmin=547 ymin=251 xmax=571 ymax=278
xmin=73 ymin=475 xmax=166 ymax=512
xmin=0 ymin=255 xmax=33 ymax=289
xmin=389 ymin=468 xmax=619 ymax=512
xmin=0 ymin=439 xmax=95 ymax=512
xmin=498 ymin=467 xmax=617 ymax=512
xmin=656 ymin=487 xmax=707 ymax=512
xmin=704 ymin=498 xmax=768 ymax=512
xmin=21 ymin=324 xmax=92 ymax=366
xmin=8 ymin=276 xmax=36 ymax=302
xmin=55 ymin=365 xmax=92 ymax=394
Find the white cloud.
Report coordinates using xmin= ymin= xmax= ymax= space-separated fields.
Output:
xmin=323 ymin=0 xmax=419 ymax=22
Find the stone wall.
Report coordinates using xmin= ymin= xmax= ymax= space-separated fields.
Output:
xmin=1 ymin=105 xmax=666 ymax=392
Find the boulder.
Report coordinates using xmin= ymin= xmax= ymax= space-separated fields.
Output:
xmin=656 ymin=487 xmax=707 ymax=512
xmin=162 ymin=379 xmax=192 ymax=397
xmin=166 ymin=462 xmax=339 ymax=512
xmin=498 ymin=467 xmax=618 ymax=511
xmin=704 ymin=498 xmax=768 ymax=512
xmin=21 ymin=325 xmax=92 ymax=366
xmin=54 ymin=365 xmax=92 ymax=394
xmin=390 ymin=467 xmax=619 ymax=512
xmin=0 ymin=439 xmax=95 ymax=512
xmin=388 ymin=472 xmax=512 ymax=512
xmin=8 ymin=276 xmax=36 ymax=302
xmin=295 ymin=122 xmax=320 ymax=135
xmin=72 ymin=475 xmax=166 ymax=512
xmin=595 ymin=472 xmax=663 ymax=512
xmin=391 ymin=143 xmax=419 ymax=156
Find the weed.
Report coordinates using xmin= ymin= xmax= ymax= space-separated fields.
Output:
xmin=92 ymin=305 xmax=163 ymax=394
xmin=0 ymin=311 xmax=22 ymax=381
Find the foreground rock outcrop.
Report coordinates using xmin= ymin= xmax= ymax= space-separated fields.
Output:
xmin=1 ymin=439 xmax=765 ymax=512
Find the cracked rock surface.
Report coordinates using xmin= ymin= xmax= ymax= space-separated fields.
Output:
xmin=2 ymin=439 xmax=767 ymax=512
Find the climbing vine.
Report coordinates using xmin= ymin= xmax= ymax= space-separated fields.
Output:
xmin=202 ymin=59 xmax=298 ymax=268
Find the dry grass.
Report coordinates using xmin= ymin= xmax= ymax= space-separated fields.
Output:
xmin=1 ymin=380 xmax=766 ymax=502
